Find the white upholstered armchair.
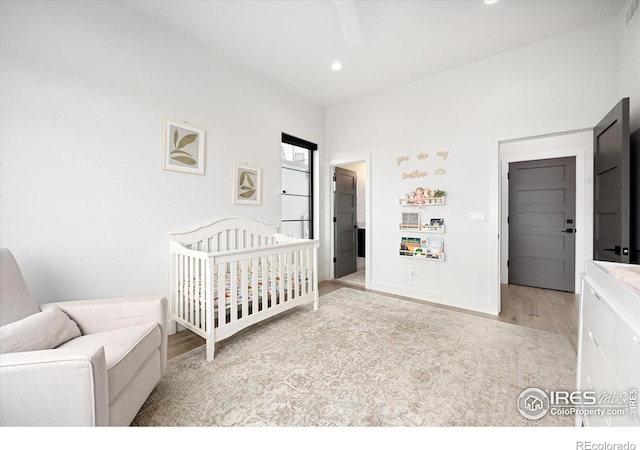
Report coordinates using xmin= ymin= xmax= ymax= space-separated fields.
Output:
xmin=0 ymin=248 xmax=167 ymax=426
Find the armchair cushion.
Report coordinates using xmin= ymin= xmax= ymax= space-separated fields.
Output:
xmin=59 ymin=322 xmax=161 ymax=405
xmin=0 ymin=306 xmax=81 ymax=354
xmin=46 ymin=296 xmax=169 ymax=374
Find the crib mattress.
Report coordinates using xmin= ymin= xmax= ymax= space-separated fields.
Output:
xmin=178 ymin=264 xmax=308 ymax=308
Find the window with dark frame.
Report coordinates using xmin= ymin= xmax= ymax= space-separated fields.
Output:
xmin=281 ymin=133 xmax=316 ymax=239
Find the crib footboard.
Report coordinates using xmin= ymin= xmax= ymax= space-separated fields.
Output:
xmin=169 ymin=234 xmax=318 ymax=361
xmin=169 ymin=242 xmax=213 ymax=342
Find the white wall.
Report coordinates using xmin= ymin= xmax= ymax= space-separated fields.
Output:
xmin=326 ymin=19 xmax=623 ymax=315
xmin=0 ymin=0 xmax=325 ymax=303
xmin=618 ymin=2 xmax=640 ymax=131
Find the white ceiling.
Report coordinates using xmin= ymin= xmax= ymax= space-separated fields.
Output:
xmin=123 ymin=0 xmax=626 ymax=109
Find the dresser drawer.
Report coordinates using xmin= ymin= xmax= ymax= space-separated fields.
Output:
xmin=578 ymin=362 xmax=611 ymax=427
xmin=610 ymin=315 xmax=640 ymax=391
xmin=580 ymin=322 xmax=620 ymax=394
xmin=582 ymin=284 xmax=616 ymax=363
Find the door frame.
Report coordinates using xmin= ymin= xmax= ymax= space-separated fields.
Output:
xmin=327 ymin=155 xmax=371 ymax=289
xmin=498 ymin=130 xmax=592 ymax=297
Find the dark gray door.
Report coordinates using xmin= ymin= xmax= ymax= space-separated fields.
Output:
xmin=334 ymin=167 xmax=357 ymax=278
xmin=508 ymin=157 xmax=576 ymax=292
xmin=594 ymin=98 xmax=631 ymax=263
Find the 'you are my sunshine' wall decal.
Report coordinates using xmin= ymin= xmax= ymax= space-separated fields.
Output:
xmin=397 ymin=150 xmax=450 ymax=179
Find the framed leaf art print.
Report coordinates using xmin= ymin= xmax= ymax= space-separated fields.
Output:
xmin=162 ymin=117 xmax=205 ymax=175
xmin=232 ymin=162 xmax=262 ymax=205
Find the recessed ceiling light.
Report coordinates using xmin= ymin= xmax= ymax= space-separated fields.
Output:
xmin=484 ymin=0 xmax=498 ymax=4
xmin=331 ymin=61 xmax=342 ymax=71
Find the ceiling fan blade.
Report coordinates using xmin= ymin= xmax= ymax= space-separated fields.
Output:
xmin=333 ymin=0 xmax=362 ymax=48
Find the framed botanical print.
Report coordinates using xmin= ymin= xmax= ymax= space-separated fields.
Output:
xmin=232 ymin=162 xmax=262 ymax=205
xmin=162 ymin=117 xmax=205 ymax=175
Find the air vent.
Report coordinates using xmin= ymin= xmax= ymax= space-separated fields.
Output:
xmin=625 ymin=0 xmax=639 ymax=30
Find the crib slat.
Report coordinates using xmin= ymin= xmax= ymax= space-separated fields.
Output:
xmin=193 ymin=257 xmax=199 ymax=329
xmin=277 ymin=253 xmax=287 ymax=301
xmin=183 ymin=254 xmax=188 ymax=321
xmin=194 ymin=258 xmax=203 ymax=328
xmin=199 ymin=258 xmax=206 ymax=329
xmin=286 ymin=252 xmax=292 ymax=303
xmin=294 ymin=250 xmax=300 ymax=299
xmin=221 ymin=231 xmax=228 ymax=253
xmin=306 ymin=248 xmax=312 ymax=294
xmin=230 ymin=262 xmax=238 ymax=322
xmin=241 ymin=259 xmax=248 ymax=319
xmin=247 ymin=258 xmax=258 ymax=314
xmin=313 ymin=243 xmax=319 ymax=309
xmin=176 ymin=254 xmax=182 ymax=320
xmin=298 ymin=249 xmax=304 ymax=296
xmin=262 ymin=255 xmax=278 ymax=304
xmin=184 ymin=255 xmax=189 ymax=321
xmin=189 ymin=256 xmax=195 ymax=325
xmin=217 ymin=263 xmax=226 ymax=325
xmin=309 ymin=248 xmax=313 ymax=294
xmin=193 ymin=256 xmax=198 ymax=324
xmin=205 ymin=257 xmax=212 ymax=332
xmin=261 ymin=255 xmax=268 ymax=312
xmin=184 ymin=254 xmax=189 ymax=322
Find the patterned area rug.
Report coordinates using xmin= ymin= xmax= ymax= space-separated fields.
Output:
xmin=132 ymin=288 xmax=576 ymax=426
xmin=335 ymin=267 xmax=365 ymax=287
xmin=335 ymin=257 xmax=365 ymax=287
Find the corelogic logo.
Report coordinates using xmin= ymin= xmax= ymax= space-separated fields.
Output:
xmin=518 ymin=387 xmax=550 ymax=420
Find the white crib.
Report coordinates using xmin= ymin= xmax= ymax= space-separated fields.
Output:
xmin=168 ymin=217 xmax=319 ymax=360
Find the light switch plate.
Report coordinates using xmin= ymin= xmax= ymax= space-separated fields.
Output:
xmin=470 ymin=211 xmax=487 ymax=222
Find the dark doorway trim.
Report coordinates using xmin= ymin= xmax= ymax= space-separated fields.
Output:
xmin=281 ymin=133 xmax=317 ymax=239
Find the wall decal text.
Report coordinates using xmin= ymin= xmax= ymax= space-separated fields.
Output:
xmin=402 ymin=170 xmax=427 ymax=179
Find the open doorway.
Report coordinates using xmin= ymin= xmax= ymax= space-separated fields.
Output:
xmin=499 ymin=130 xmax=591 ymax=295
xmin=497 ymin=131 xmax=590 ymax=342
xmin=328 ymin=157 xmax=370 ymax=289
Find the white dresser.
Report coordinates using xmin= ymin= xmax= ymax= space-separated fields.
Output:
xmin=576 ymin=260 xmax=640 ymax=427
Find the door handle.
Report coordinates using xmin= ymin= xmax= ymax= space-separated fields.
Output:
xmin=603 ymin=246 xmax=621 ymax=255
xmin=560 ymin=228 xmax=574 ymax=233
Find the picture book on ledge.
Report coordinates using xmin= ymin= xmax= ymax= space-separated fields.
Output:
xmin=399 ymin=236 xmax=445 ymax=260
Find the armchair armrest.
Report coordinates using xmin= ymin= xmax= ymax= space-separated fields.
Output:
xmin=42 ymin=297 xmax=168 ymax=373
xmin=0 ymin=347 xmax=109 ymax=426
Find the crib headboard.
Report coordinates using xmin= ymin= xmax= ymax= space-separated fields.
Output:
xmin=169 ymin=217 xmax=280 ymax=253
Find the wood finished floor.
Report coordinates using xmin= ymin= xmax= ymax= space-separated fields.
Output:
xmin=168 ymin=280 xmax=579 ymax=360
